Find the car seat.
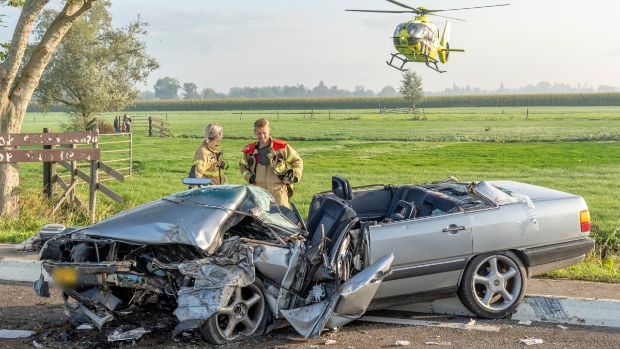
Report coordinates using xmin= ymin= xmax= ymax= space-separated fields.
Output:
xmin=305 ymin=197 xmax=356 ymax=247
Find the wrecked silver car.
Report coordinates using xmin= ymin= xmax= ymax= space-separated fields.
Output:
xmin=35 ymin=177 xmax=594 ymax=344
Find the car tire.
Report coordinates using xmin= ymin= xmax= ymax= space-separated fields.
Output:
xmin=457 ymin=251 xmax=526 ymax=319
xmin=200 ymin=279 xmax=269 ymax=345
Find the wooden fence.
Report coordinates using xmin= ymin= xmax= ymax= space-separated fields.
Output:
xmin=232 ymin=109 xmax=330 ymax=120
xmin=148 ymin=116 xmax=172 ymax=137
xmin=0 ymin=129 xmax=125 ymax=223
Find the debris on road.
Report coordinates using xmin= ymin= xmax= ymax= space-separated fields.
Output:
xmin=361 ymin=316 xmax=500 ymax=332
xmin=394 ymin=340 xmax=411 ymax=346
xmin=520 ymin=338 xmax=543 ymax=345
xmin=0 ymin=329 xmax=35 ymax=339
xmin=107 ymin=325 xmax=150 ymax=342
xmin=557 ymin=325 xmax=568 ymax=330
xmin=518 ymin=320 xmax=532 ymax=325
xmin=425 ymin=342 xmax=452 ymax=346
xmin=325 ymin=339 xmax=337 ymax=345
xmin=76 ymin=324 xmax=94 ymax=330
xmin=459 ymin=319 xmax=475 ymax=329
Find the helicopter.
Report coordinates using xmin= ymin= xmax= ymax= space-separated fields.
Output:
xmin=346 ymin=1 xmax=509 ymax=73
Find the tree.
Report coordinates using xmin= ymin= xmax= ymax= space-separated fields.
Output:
xmin=311 ymin=81 xmax=329 ymax=97
xmin=0 ymin=0 xmax=99 ymax=218
xmin=378 ymin=85 xmax=397 ymax=97
xmin=399 ymin=70 xmax=424 ymax=112
xmin=32 ymin=0 xmax=159 ymax=131
xmin=154 ymin=77 xmax=180 ymax=100
xmin=201 ymin=87 xmax=225 ymax=99
xmin=138 ymin=90 xmax=156 ymax=100
xmin=182 ymin=82 xmax=201 ymax=100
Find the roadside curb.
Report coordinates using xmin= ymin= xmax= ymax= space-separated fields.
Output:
xmin=0 ymin=257 xmax=50 ymax=283
xmin=390 ymin=293 xmax=620 ymax=329
xmin=2 ymin=253 xmax=620 ymax=329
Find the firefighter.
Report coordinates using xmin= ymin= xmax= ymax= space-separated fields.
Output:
xmin=189 ymin=123 xmax=228 ymax=185
xmin=239 ymin=118 xmax=303 ymax=207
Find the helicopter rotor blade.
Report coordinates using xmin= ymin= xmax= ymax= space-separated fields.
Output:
xmin=384 ymin=0 xmax=422 ymax=13
xmin=427 ymin=13 xmax=466 ymax=22
xmin=425 ymin=4 xmax=510 ymax=14
xmin=345 ymin=9 xmax=416 ymax=13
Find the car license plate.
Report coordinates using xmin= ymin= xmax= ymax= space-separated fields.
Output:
xmin=52 ymin=267 xmax=78 ymax=287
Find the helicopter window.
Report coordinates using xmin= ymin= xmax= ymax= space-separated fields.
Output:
xmin=406 ymin=23 xmax=425 ymax=39
xmin=427 ymin=29 xmax=435 ymax=41
xmin=393 ymin=22 xmax=407 ymax=37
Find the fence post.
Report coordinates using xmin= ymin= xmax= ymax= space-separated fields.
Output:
xmin=148 ymin=116 xmax=152 ymax=137
xmin=277 ymin=111 xmax=279 ymax=120
xmin=329 ymin=109 xmax=331 ymax=120
xmin=129 ymin=132 xmax=133 ymax=178
xmin=70 ymin=143 xmax=76 ymax=204
xmin=42 ymin=128 xmax=55 ymax=198
xmin=89 ymin=129 xmax=99 ymax=223
xmin=240 ymin=111 xmax=243 ymax=120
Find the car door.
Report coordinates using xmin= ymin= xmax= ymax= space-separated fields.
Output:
xmin=368 ymin=212 xmax=472 ymax=304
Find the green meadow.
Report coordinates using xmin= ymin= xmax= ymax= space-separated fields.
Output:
xmin=4 ymin=106 xmax=620 ymax=281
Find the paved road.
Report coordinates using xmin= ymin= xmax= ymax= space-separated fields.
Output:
xmin=1 ymin=281 xmax=620 ymax=349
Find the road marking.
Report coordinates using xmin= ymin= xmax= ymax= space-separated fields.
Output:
xmin=360 ymin=316 xmax=500 ymax=332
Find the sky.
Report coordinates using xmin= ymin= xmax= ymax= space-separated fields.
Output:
xmin=2 ymin=0 xmax=620 ymax=93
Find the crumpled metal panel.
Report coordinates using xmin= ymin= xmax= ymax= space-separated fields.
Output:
xmin=281 ymin=253 xmax=394 ymax=338
xmin=177 ymin=239 xmax=255 ymax=288
xmin=75 ymin=185 xmax=300 ymax=252
xmin=173 ymin=240 xmax=256 ymax=333
xmin=312 ymin=253 xmax=394 ymax=337
xmin=276 ymin=241 xmax=304 ymax=312
xmin=280 ymin=300 xmax=329 ymax=336
xmin=253 ymin=245 xmax=291 ymax=285
xmin=76 ymin=186 xmax=249 ymax=250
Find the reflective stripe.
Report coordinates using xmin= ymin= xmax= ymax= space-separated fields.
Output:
xmin=193 ymin=160 xmax=206 ymax=166
xmin=241 ymin=170 xmax=250 ymax=177
xmin=240 ymin=158 xmax=248 ymax=165
xmin=286 ymin=152 xmax=296 ymax=162
xmin=293 ymin=168 xmax=302 ymax=175
xmin=201 ymin=171 xmax=219 ymax=176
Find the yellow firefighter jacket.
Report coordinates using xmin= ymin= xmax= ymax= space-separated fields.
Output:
xmin=193 ymin=141 xmax=226 ymax=185
xmin=239 ymin=138 xmax=303 ymax=207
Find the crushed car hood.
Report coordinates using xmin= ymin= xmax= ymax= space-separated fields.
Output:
xmin=77 ymin=185 xmax=275 ymax=251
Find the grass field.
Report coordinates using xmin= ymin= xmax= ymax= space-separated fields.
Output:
xmin=19 ymin=106 xmax=620 ymax=142
xmin=4 ymin=106 xmax=620 ymax=281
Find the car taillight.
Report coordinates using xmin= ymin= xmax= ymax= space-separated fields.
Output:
xmin=580 ymin=210 xmax=591 ymax=232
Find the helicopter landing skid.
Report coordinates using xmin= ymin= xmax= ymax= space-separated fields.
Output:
xmin=424 ymin=56 xmax=446 ymax=73
xmin=386 ymin=53 xmax=409 ymax=71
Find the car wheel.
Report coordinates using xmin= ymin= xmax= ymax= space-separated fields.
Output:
xmin=457 ymin=251 xmax=526 ymax=319
xmin=200 ymin=279 xmax=269 ymax=345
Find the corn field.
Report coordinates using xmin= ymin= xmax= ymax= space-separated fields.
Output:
xmin=27 ymin=93 xmax=620 ymax=112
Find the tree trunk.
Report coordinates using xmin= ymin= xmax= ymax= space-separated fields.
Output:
xmin=0 ymin=163 xmax=20 ymax=218
xmin=0 ymin=0 xmax=98 ymax=219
